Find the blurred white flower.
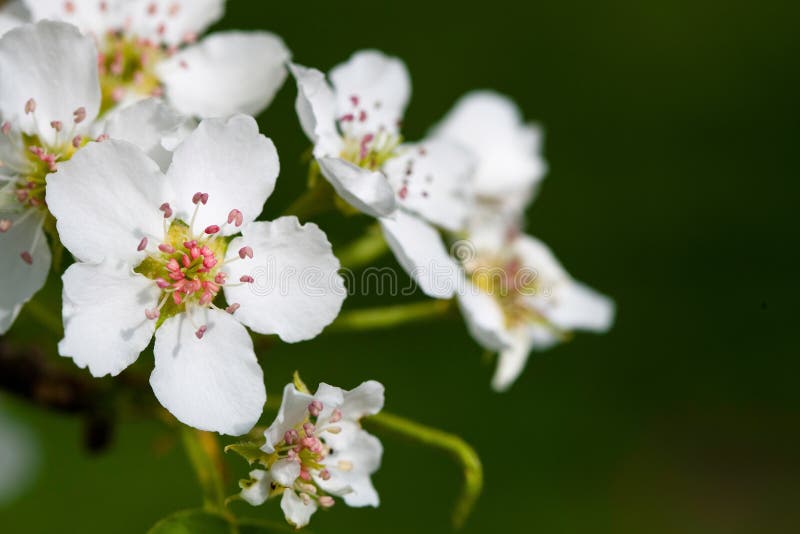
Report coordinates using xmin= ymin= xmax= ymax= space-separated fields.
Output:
xmin=12 ymin=0 xmax=290 ymax=117
xmin=432 ymin=91 xmax=548 ymax=229
xmin=456 ymin=228 xmax=614 ymax=391
xmin=291 ymin=51 xmax=475 ymax=298
xmin=241 ymin=380 xmax=384 ymax=529
xmin=46 ymin=114 xmax=346 ymax=435
xmin=0 ymin=402 xmax=39 ymax=506
xmin=0 ymin=20 xmax=186 ymax=334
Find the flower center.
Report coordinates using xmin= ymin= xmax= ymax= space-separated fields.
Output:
xmin=97 ymin=32 xmax=166 ymax=113
xmin=134 ymin=194 xmax=253 ymax=337
xmin=0 ymin=101 xmax=92 ymax=214
xmin=269 ymin=401 xmax=344 ymax=507
xmin=337 ymin=94 xmax=402 ymax=171
xmin=466 ymin=254 xmax=546 ymax=328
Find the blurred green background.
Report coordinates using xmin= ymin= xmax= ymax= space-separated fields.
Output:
xmin=2 ymin=0 xmax=798 ymax=532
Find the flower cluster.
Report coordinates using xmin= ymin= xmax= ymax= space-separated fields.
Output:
xmin=0 ymin=1 xmax=615 ymax=530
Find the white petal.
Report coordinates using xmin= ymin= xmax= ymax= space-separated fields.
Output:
xmin=158 ymin=31 xmax=290 ymax=118
xmin=271 ymin=458 xmax=301 ymax=488
xmin=318 ymin=430 xmax=382 ymax=507
xmin=151 ymin=309 xmax=265 ymax=436
xmin=382 ymin=138 xmax=475 ymax=231
xmin=122 ymin=0 xmax=224 ymax=46
xmin=223 ymin=217 xmax=346 ymax=343
xmin=263 ymin=383 xmax=313 ymax=454
xmin=0 ymin=211 xmax=50 ymax=334
xmin=549 ymin=280 xmax=615 ymax=332
xmin=46 ymin=139 xmax=168 ymax=265
xmin=329 ymin=50 xmax=410 ymax=136
xmin=513 ymin=235 xmax=614 ymax=332
xmin=317 ymin=156 xmax=396 ymax=217
xmin=491 ymin=328 xmax=535 ymax=392
xmin=59 ymin=261 xmax=158 ymax=377
xmin=240 ymin=469 xmax=272 ymax=506
xmin=0 ymin=21 xmax=100 ymax=145
xmin=21 ymin=0 xmax=121 ymax=36
xmin=99 ymin=98 xmax=189 ymax=171
xmin=280 ymin=490 xmax=318 ymax=529
xmin=289 ymin=63 xmax=341 ymax=154
xmin=313 ymin=383 xmax=345 ymax=420
xmin=456 ymin=278 xmax=513 ymax=352
xmin=378 ymin=210 xmax=460 ymax=298
xmin=432 ymin=91 xmax=547 ymax=205
xmin=341 ymin=381 xmax=384 ymax=421
xmin=167 ymin=115 xmax=278 ymax=235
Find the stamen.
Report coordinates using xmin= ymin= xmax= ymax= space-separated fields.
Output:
xmin=137 ymin=237 xmax=148 ymax=251
xmin=158 ymin=243 xmax=175 ymax=253
xmin=284 ymin=429 xmax=299 ymax=445
xmin=195 ymin=325 xmax=207 ymax=339
xmin=239 ymin=275 xmax=254 ymax=284
xmin=225 ymin=303 xmax=240 ymax=314
xmin=227 ymin=209 xmax=243 ymax=227
xmin=318 ymin=496 xmax=335 ymax=508
xmin=20 ymin=251 xmax=33 ymax=265
xmin=319 ymin=469 xmax=331 ymax=481
xmin=204 ymin=225 xmax=220 ymax=235
xmin=50 ymin=121 xmax=63 ymax=132
xmin=25 ymin=98 xmax=36 ymax=114
xmin=72 ymin=135 xmax=82 ymax=148
xmin=73 ymin=107 xmax=86 ymax=124
xmin=1 ymin=122 xmax=10 ymax=135
xmin=308 ymin=400 xmax=323 ymax=417
xmin=192 ymin=192 xmax=209 ymax=205
xmin=159 ymin=202 xmax=173 ymax=218
xmin=238 ymin=246 xmax=253 ymax=259
xmin=0 ymin=219 xmax=12 ymax=233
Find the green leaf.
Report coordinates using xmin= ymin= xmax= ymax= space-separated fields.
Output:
xmin=148 ymin=510 xmax=297 ymax=534
xmin=147 ymin=509 xmax=233 ymax=534
xmin=224 ymin=440 xmax=268 ymax=467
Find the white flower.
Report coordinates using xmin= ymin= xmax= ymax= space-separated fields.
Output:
xmin=456 ymin=229 xmax=614 ymax=391
xmin=17 ymin=0 xmax=290 ymax=118
xmin=432 ymin=91 xmax=548 ymax=227
xmin=241 ymin=380 xmax=384 ymax=529
xmin=0 ymin=20 xmax=186 ymax=334
xmin=291 ymin=50 xmax=475 ymax=298
xmin=46 ymin=113 xmax=347 ymax=435
xmin=0 ymin=403 xmax=39 ymax=505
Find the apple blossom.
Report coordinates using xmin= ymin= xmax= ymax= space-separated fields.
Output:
xmin=16 ymin=0 xmax=290 ymax=117
xmin=456 ymin=228 xmax=615 ymax=391
xmin=291 ymin=50 xmax=475 ymax=298
xmin=46 ymin=114 xmax=347 ymax=435
xmin=239 ymin=380 xmax=384 ymax=528
xmin=0 ymin=20 xmax=186 ymax=334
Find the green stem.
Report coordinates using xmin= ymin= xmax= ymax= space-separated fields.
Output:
xmin=282 ymin=164 xmax=336 ymax=221
xmin=327 ymin=300 xmax=452 ymax=333
xmin=336 ymin=223 xmax=389 ymax=270
xmin=365 ymin=411 xmax=483 ymax=530
xmin=181 ymin=426 xmax=231 ymax=518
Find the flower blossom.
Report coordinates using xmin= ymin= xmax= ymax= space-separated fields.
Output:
xmin=47 ymin=114 xmax=347 ymax=435
xmin=240 ymin=380 xmax=384 ymax=528
xmin=9 ymin=0 xmax=290 ymax=117
xmin=0 ymin=20 xmax=186 ymax=334
xmin=291 ymin=50 xmax=476 ymax=298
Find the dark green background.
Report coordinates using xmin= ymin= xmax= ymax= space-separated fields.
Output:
xmin=2 ymin=0 xmax=798 ymax=532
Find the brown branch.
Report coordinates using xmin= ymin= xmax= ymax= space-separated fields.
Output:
xmin=0 ymin=338 xmax=124 ymax=452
